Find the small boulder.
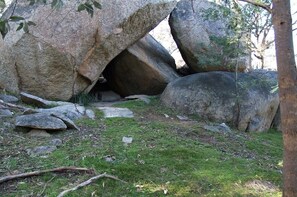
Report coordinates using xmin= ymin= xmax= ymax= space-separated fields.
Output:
xmin=204 ymin=123 xmax=231 ymax=133
xmin=27 ymin=146 xmax=57 ymax=157
xmin=16 ymin=113 xmax=67 ymax=130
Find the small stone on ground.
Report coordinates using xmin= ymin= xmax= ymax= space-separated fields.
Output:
xmin=27 ymin=146 xmax=57 ymax=157
xmin=177 ymin=115 xmax=189 ymax=121
xmin=50 ymin=139 xmax=63 ymax=147
xmin=86 ymin=109 xmax=95 ymax=119
xmin=122 ymin=136 xmax=133 ymax=144
xmin=203 ymin=123 xmax=231 ymax=133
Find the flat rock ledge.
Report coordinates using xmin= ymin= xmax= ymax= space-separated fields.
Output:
xmin=16 ymin=113 xmax=67 ymax=130
xmin=98 ymin=107 xmax=134 ymax=118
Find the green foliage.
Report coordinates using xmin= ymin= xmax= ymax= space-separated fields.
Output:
xmin=77 ymin=1 xmax=102 ymax=17
xmin=197 ymin=35 xmax=246 ymax=69
xmin=201 ymin=0 xmax=273 ymax=67
xmin=28 ymin=0 xmax=48 ymax=6
xmin=0 ymin=19 xmax=9 ymax=38
xmin=51 ymin=0 xmax=63 ymax=9
xmin=0 ymin=14 xmax=36 ymax=38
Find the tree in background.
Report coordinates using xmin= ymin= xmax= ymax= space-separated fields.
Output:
xmin=242 ymin=1 xmax=273 ymax=69
xmin=204 ymin=0 xmax=274 ymax=69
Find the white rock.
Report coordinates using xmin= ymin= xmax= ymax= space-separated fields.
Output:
xmin=98 ymin=107 xmax=134 ymax=118
xmin=122 ymin=136 xmax=133 ymax=144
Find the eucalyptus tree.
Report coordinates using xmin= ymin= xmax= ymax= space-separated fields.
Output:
xmin=241 ymin=1 xmax=273 ymax=69
xmin=239 ymin=0 xmax=297 ymax=196
xmin=204 ymin=0 xmax=273 ymax=69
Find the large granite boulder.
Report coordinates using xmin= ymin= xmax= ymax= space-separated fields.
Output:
xmin=161 ymin=71 xmax=279 ymax=132
xmin=0 ymin=0 xmax=177 ymax=100
xmin=0 ymin=38 xmax=19 ymax=93
xmin=169 ymin=0 xmax=249 ymax=73
xmin=103 ymin=34 xmax=180 ymax=96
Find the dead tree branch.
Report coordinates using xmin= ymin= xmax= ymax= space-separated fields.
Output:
xmin=57 ymin=172 xmax=127 ymax=197
xmin=0 ymin=167 xmax=94 ymax=184
xmin=237 ymin=0 xmax=271 ymax=13
xmin=0 ymin=99 xmax=30 ymax=111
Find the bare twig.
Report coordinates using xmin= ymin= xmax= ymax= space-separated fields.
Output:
xmin=0 ymin=167 xmax=94 ymax=184
xmin=237 ymin=0 xmax=271 ymax=13
xmin=0 ymin=99 xmax=29 ymax=111
xmin=11 ymin=0 xmax=18 ymax=16
xmin=191 ymin=0 xmax=195 ymax=13
xmin=57 ymin=172 xmax=127 ymax=197
xmin=37 ymin=176 xmax=56 ymax=197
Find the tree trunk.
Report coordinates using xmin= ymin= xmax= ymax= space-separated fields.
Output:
xmin=260 ymin=56 xmax=264 ymax=69
xmin=260 ymin=53 xmax=264 ymax=69
xmin=272 ymin=0 xmax=297 ymax=196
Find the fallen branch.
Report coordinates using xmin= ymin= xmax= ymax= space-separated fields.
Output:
xmin=0 ymin=167 xmax=94 ymax=184
xmin=57 ymin=172 xmax=127 ymax=197
xmin=237 ymin=0 xmax=271 ymax=13
xmin=0 ymin=99 xmax=30 ymax=111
